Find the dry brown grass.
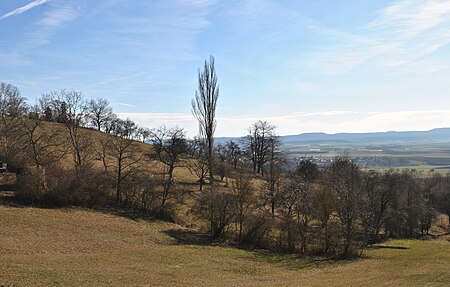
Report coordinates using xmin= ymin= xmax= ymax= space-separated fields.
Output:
xmin=2 ymin=123 xmax=449 ymax=286
xmin=1 ymin=205 xmax=449 ymax=287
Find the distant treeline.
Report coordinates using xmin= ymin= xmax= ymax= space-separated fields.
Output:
xmin=1 ymin=81 xmax=450 ymax=258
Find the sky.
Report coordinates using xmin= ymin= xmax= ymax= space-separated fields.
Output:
xmin=1 ymin=0 xmax=450 ymax=137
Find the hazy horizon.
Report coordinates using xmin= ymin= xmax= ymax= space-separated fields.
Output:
xmin=212 ymin=125 xmax=450 ymax=138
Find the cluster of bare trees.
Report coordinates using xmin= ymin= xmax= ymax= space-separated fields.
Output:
xmin=195 ymin=151 xmax=450 ymax=256
xmin=242 ymin=120 xmax=280 ymax=175
xmin=0 ymin=82 xmax=188 ymax=218
xmin=188 ymin=69 xmax=449 ymax=256
xmin=0 ymin=83 xmax=28 ymax=165
xmin=2 ymin=54 xmax=450 ymax=258
xmin=38 ymin=91 xmax=150 ymax=142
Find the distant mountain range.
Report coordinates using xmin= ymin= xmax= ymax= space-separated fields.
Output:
xmin=216 ymin=128 xmax=450 ymax=146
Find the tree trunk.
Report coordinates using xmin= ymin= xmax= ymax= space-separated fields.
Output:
xmin=160 ymin=164 xmax=175 ymax=217
xmin=116 ymin=162 xmax=121 ymax=203
xmin=199 ymin=177 xmax=203 ymax=192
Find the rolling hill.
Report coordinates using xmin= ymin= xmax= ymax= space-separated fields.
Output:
xmin=216 ymin=128 xmax=450 ymax=146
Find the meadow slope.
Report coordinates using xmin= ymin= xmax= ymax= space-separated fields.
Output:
xmin=1 ymin=205 xmax=449 ymax=287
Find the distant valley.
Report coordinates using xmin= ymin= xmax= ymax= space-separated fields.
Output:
xmin=217 ymin=128 xmax=450 ymax=171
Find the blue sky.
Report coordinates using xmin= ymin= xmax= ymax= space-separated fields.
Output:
xmin=1 ymin=0 xmax=450 ymax=136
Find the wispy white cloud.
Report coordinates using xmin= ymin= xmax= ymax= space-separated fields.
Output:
xmin=85 ymin=72 xmax=149 ymax=89
xmin=0 ymin=0 xmax=49 ymax=20
xmin=0 ymin=52 xmax=32 ymax=65
xmin=221 ymin=0 xmax=450 ymax=78
xmin=65 ymin=0 xmax=218 ymax=102
xmin=1 ymin=1 xmax=80 ymax=66
xmin=369 ymin=0 xmax=450 ymax=38
xmin=110 ymin=0 xmax=217 ymax=62
xmin=116 ymin=103 xmax=137 ymax=108
xmin=38 ymin=4 xmax=78 ymax=27
xmin=309 ymin=0 xmax=450 ymax=75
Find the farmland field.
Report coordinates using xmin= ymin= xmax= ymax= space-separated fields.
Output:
xmin=284 ymin=142 xmax=450 ymax=172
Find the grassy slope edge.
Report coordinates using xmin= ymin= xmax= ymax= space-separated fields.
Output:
xmin=1 ymin=205 xmax=449 ymax=287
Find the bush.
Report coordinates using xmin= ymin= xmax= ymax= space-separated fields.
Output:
xmin=16 ymin=164 xmax=108 ymax=207
xmin=15 ymin=167 xmax=44 ymax=204
xmin=195 ymin=188 xmax=237 ymax=239
xmin=240 ymin=212 xmax=275 ymax=248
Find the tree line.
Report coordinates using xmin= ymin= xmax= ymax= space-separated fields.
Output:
xmin=194 ymin=126 xmax=450 ymax=256
xmin=0 ymin=82 xmax=180 ymax=218
xmin=1 ymin=56 xmax=450 ymax=257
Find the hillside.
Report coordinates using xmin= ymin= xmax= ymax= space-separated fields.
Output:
xmin=1 ymin=204 xmax=449 ymax=287
xmin=216 ymin=128 xmax=450 ymax=146
xmin=2 ymin=110 xmax=450 ymax=286
xmin=282 ymin=128 xmax=450 ymax=145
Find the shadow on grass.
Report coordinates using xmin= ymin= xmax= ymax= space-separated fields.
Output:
xmin=92 ymin=204 xmax=157 ymax=222
xmin=163 ymin=228 xmax=212 ymax=245
xmin=367 ymin=245 xmax=409 ymax=250
xmin=178 ymin=181 xmax=205 ymax=187
xmin=162 ymin=228 xmax=353 ymax=270
xmin=0 ymin=191 xmax=160 ymax=223
xmin=241 ymin=249 xmax=350 ymax=271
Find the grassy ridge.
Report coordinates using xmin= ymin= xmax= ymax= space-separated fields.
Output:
xmin=1 ymin=206 xmax=449 ymax=287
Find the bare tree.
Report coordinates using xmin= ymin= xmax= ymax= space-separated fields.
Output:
xmin=86 ymin=98 xmax=113 ymax=131
xmin=20 ymin=107 xmax=68 ymax=170
xmin=281 ymin=174 xmax=302 ymax=251
xmin=243 ymin=121 xmax=276 ymax=175
xmin=43 ymin=90 xmax=92 ymax=175
xmin=187 ymin=138 xmax=209 ymax=192
xmin=419 ymin=173 xmax=439 ymax=236
xmin=20 ymin=107 xmax=69 ymax=193
xmin=262 ymin=136 xmax=284 ymax=215
xmin=195 ymin=187 xmax=237 ymax=239
xmin=281 ymin=160 xmax=319 ymax=252
xmin=384 ymin=170 xmax=424 ymax=238
xmin=404 ymin=170 xmax=422 ymax=238
xmin=313 ymin=176 xmax=335 ymax=253
xmin=136 ymin=126 xmax=151 ymax=143
xmin=192 ymin=55 xmax=219 ymax=182
xmin=225 ymin=140 xmax=241 ymax=170
xmin=328 ymin=157 xmax=362 ymax=256
xmin=0 ymin=83 xmax=28 ymax=163
xmin=360 ymin=170 xmax=395 ymax=243
xmin=263 ymin=161 xmax=284 ymax=216
xmin=0 ymin=83 xmax=28 ymax=117
xmin=95 ymin=136 xmax=112 ymax=172
xmin=435 ymin=173 xmax=450 ymax=226
xmin=109 ymin=120 xmax=143 ymax=204
xmin=150 ymin=126 xmax=187 ymax=217
xmin=231 ymin=175 xmax=254 ymax=239
xmin=104 ymin=113 xmax=120 ymax=135
xmin=294 ymin=160 xmax=318 ymax=253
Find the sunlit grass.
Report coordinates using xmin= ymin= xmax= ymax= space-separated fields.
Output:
xmin=1 ymin=206 xmax=449 ymax=286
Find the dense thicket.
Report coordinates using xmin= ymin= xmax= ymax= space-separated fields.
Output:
xmin=1 ymin=81 xmax=449 ymax=257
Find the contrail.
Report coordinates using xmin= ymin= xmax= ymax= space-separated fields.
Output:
xmin=0 ymin=0 xmax=50 ymax=20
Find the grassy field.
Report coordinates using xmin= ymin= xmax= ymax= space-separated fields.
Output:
xmin=1 ymin=205 xmax=449 ymax=287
